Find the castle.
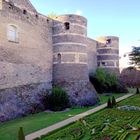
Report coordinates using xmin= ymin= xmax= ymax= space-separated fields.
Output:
xmin=0 ymin=0 xmax=119 ymax=121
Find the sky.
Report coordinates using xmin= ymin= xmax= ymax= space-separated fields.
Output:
xmin=30 ymin=0 xmax=140 ymax=55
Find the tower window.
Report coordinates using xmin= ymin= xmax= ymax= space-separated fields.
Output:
xmin=8 ymin=2 xmax=14 ymax=9
xmin=23 ymin=9 xmax=27 ymax=15
xmin=35 ymin=14 xmax=39 ymax=18
xmin=57 ymin=53 xmax=61 ymax=63
xmin=106 ymin=39 xmax=111 ymax=45
xmin=7 ymin=25 xmax=18 ymax=42
xmin=64 ymin=22 xmax=70 ymax=30
xmin=9 ymin=4 xmax=13 ymax=9
xmin=101 ymin=62 xmax=107 ymax=66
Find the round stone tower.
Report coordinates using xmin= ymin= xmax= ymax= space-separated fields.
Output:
xmin=52 ymin=14 xmax=99 ymax=106
xmin=97 ymin=36 xmax=120 ymax=75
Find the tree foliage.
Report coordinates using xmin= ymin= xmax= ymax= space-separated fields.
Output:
xmin=129 ymin=46 xmax=140 ymax=67
xmin=90 ymin=68 xmax=120 ymax=93
xmin=47 ymin=87 xmax=70 ymax=111
xmin=18 ymin=127 xmax=25 ymax=140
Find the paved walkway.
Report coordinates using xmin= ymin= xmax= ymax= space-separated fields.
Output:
xmin=25 ymin=93 xmax=134 ymax=140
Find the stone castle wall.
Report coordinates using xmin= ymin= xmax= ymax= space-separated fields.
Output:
xmin=0 ymin=0 xmax=119 ymax=121
xmin=87 ymin=38 xmax=97 ymax=74
xmin=0 ymin=1 xmax=53 ymax=121
xmin=0 ymin=1 xmax=53 ymax=90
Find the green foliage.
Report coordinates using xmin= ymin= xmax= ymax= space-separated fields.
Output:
xmin=107 ymin=98 xmax=112 ymax=108
xmin=90 ymin=68 xmax=120 ymax=93
xmin=0 ymin=93 xmax=126 ymax=140
xmin=107 ymin=96 xmax=117 ymax=108
xmin=94 ymin=68 xmax=106 ymax=85
xmin=39 ymin=95 xmax=140 ymax=140
xmin=112 ymin=96 xmax=116 ymax=106
xmin=129 ymin=46 xmax=140 ymax=67
xmin=48 ymin=87 xmax=70 ymax=111
xmin=18 ymin=127 xmax=25 ymax=140
xmin=136 ymin=88 xmax=140 ymax=94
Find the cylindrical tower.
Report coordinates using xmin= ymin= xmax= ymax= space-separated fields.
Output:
xmin=97 ymin=36 xmax=120 ymax=75
xmin=52 ymin=14 xmax=98 ymax=106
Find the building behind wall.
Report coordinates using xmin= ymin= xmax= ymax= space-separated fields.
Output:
xmin=0 ymin=0 xmax=120 ymax=121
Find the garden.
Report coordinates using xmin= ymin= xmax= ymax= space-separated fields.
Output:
xmin=39 ymin=94 xmax=140 ymax=140
xmin=0 ymin=93 xmax=126 ymax=140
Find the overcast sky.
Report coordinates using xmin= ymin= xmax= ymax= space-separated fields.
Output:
xmin=30 ymin=0 xmax=140 ymax=55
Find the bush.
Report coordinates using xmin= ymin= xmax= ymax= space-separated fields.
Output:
xmin=112 ymin=96 xmax=116 ymax=106
xmin=47 ymin=87 xmax=70 ymax=111
xmin=90 ymin=68 xmax=128 ymax=93
xmin=18 ymin=127 xmax=25 ymax=140
xmin=136 ymin=88 xmax=140 ymax=94
xmin=107 ymin=98 xmax=112 ymax=108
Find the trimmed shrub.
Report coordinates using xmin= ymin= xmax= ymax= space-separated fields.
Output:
xmin=18 ymin=127 xmax=25 ymax=140
xmin=107 ymin=98 xmax=112 ymax=108
xmin=112 ymin=96 xmax=116 ymax=106
xmin=136 ymin=88 xmax=140 ymax=94
xmin=48 ymin=87 xmax=70 ymax=111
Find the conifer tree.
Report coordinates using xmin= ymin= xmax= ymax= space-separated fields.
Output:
xmin=112 ymin=96 xmax=116 ymax=106
xmin=18 ymin=127 xmax=25 ymax=140
xmin=107 ymin=98 xmax=112 ymax=108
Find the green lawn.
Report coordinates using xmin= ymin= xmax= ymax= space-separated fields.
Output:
xmin=43 ymin=94 xmax=140 ymax=140
xmin=0 ymin=93 xmax=127 ymax=140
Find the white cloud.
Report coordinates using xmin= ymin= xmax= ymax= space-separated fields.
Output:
xmin=75 ymin=10 xmax=83 ymax=15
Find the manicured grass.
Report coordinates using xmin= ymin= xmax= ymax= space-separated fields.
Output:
xmin=43 ymin=94 xmax=140 ymax=140
xmin=0 ymin=93 xmax=127 ymax=140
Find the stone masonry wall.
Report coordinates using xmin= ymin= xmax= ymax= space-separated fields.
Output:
xmin=0 ymin=1 xmax=53 ymax=121
xmin=87 ymin=38 xmax=97 ymax=74
xmin=0 ymin=1 xmax=53 ymax=89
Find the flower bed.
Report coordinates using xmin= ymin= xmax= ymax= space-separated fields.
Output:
xmin=39 ymin=94 xmax=140 ymax=140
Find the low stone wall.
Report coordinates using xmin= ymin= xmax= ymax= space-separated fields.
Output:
xmin=0 ymin=82 xmax=50 ymax=122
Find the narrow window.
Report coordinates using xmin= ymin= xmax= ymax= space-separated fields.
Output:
xmin=57 ymin=53 xmax=61 ymax=63
xmin=23 ymin=9 xmax=27 ymax=15
xmin=8 ymin=25 xmax=18 ymax=42
xmin=64 ymin=22 xmax=70 ymax=30
xmin=8 ymin=2 xmax=14 ymax=9
xmin=35 ymin=14 xmax=39 ymax=19
xmin=101 ymin=62 xmax=107 ymax=66
xmin=9 ymin=4 xmax=13 ymax=9
xmin=106 ymin=39 xmax=111 ymax=46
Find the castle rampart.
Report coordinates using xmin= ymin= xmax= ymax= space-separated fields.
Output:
xmin=0 ymin=0 xmax=119 ymax=121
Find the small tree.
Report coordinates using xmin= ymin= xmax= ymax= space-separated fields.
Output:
xmin=129 ymin=46 xmax=140 ymax=93
xmin=136 ymin=88 xmax=140 ymax=94
xmin=112 ymin=96 xmax=116 ymax=106
xmin=18 ymin=127 xmax=25 ymax=140
xmin=129 ymin=46 xmax=140 ymax=67
xmin=107 ymin=98 xmax=112 ymax=108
